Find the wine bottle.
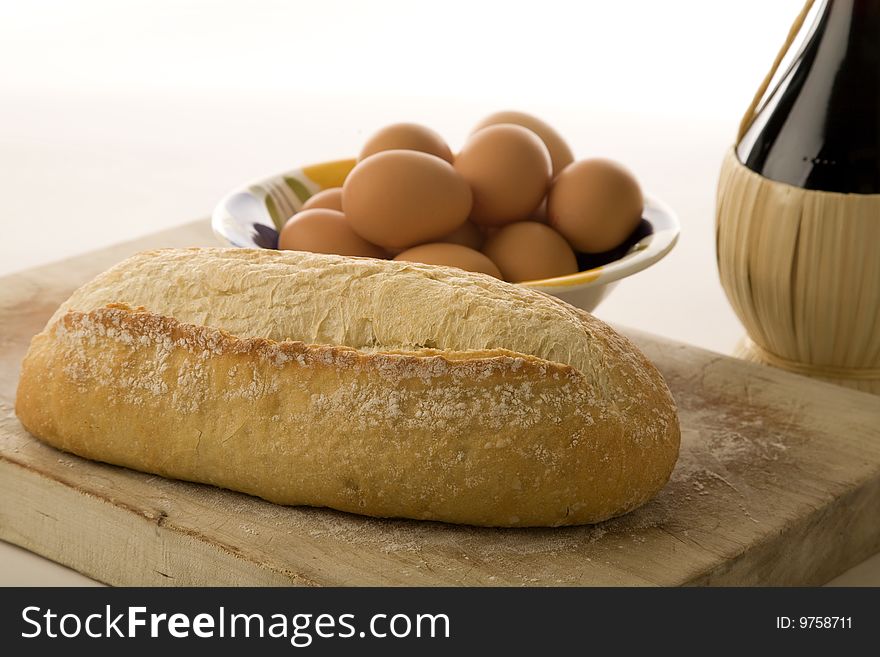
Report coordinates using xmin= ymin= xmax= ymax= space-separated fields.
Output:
xmin=716 ymin=0 xmax=880 ymax=396
xmin=737 ymin=0 xmax=880 ymax=194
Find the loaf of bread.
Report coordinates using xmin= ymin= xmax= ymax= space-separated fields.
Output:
xmin=16 ymin=248 xmax=680 ymax=527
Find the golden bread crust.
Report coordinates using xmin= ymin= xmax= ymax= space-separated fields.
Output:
xmin=15 ymin=249 xmax=681 ymax=527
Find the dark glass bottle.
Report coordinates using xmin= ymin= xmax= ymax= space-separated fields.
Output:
xmin=737 ymin=0 xmax=880 ymax=194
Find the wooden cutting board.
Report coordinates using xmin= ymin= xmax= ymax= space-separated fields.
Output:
xmin=1 ymin=220 xmax=879 ymax=586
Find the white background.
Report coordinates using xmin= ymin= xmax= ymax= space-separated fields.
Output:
xmin=3 ymin=0 xmax=878 ymax=585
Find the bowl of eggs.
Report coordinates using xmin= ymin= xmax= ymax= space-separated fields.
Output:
xmin=212 ymin=111 xmax=679 ymax=312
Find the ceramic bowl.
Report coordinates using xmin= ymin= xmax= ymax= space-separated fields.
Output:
xmin=212 ymin=158 xmax=679 ymax=312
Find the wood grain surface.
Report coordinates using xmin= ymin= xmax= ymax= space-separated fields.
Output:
xmin=1 ymin=220 xmax=879 ymax=586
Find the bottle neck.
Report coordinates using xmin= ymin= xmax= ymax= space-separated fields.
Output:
xmin=737 ymin=0 xmax=880 ymax=193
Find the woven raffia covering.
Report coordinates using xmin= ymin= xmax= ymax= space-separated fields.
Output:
xmin=716 ymin=148 xmax=880 ymax=394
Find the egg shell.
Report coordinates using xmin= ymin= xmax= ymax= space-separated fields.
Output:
xmin=359 ymin=123 xmax=454 ymax=163
xmin=438 ymin=220 xmax=484 ymax=250
xmin=278 ymin=208 xmax=386 ymax=259
xmin=395 ymin=243 xmax=502 ymax=279
xmin=472 ymin=110 xmax=574 ymax=177
xmin=454 ymin=124 xmax=551 ymax=226
xmin=301 ymin=187 xmax=344 ymax=212
xmin=482 ymin=221 xmax=578 ymax=283
xmin=344 ymin=149 xmax=472 ymax=250
xmin=547 ymin=158 xmax=643 ymax=253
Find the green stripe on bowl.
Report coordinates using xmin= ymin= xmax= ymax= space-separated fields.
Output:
xmin=283 ymin=176 xmax=313 ymax=204
xmin=264 ymin=194 xmax=285 ymax=231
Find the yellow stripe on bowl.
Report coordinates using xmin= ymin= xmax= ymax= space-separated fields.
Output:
xmin=522 ymin=267 xmax=602 ymax=289
xmin=302 ymin=159 xmax=357 ymax=190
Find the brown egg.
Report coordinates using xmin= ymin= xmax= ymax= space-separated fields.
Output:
xmin=395 ymin=243 xmax=502 ymax=279
xmin=547 ymin=158 xmax=643 ymax=253
xmin=301 ymin=187 xmax=343 ymax=212
xmin=472 ymin=111 xmax=574 ymax=176
xmin=438 ymin=220 xmax=484 ymax=250
xmin=343 ymin=150 xmax=472 ymax=250
xmin=359 ymin=123 xmax=454 ymax=163
xmin=482 ymin=221 xmax=578 ymax=283
xmin=278 ymin=208 xmax=386 ymax=259
xmin=454 ymin=124 xmax=551 ymax=226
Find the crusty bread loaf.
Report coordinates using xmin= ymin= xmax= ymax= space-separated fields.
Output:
xmin=16 ymin=248 xmax=680 ymax=527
